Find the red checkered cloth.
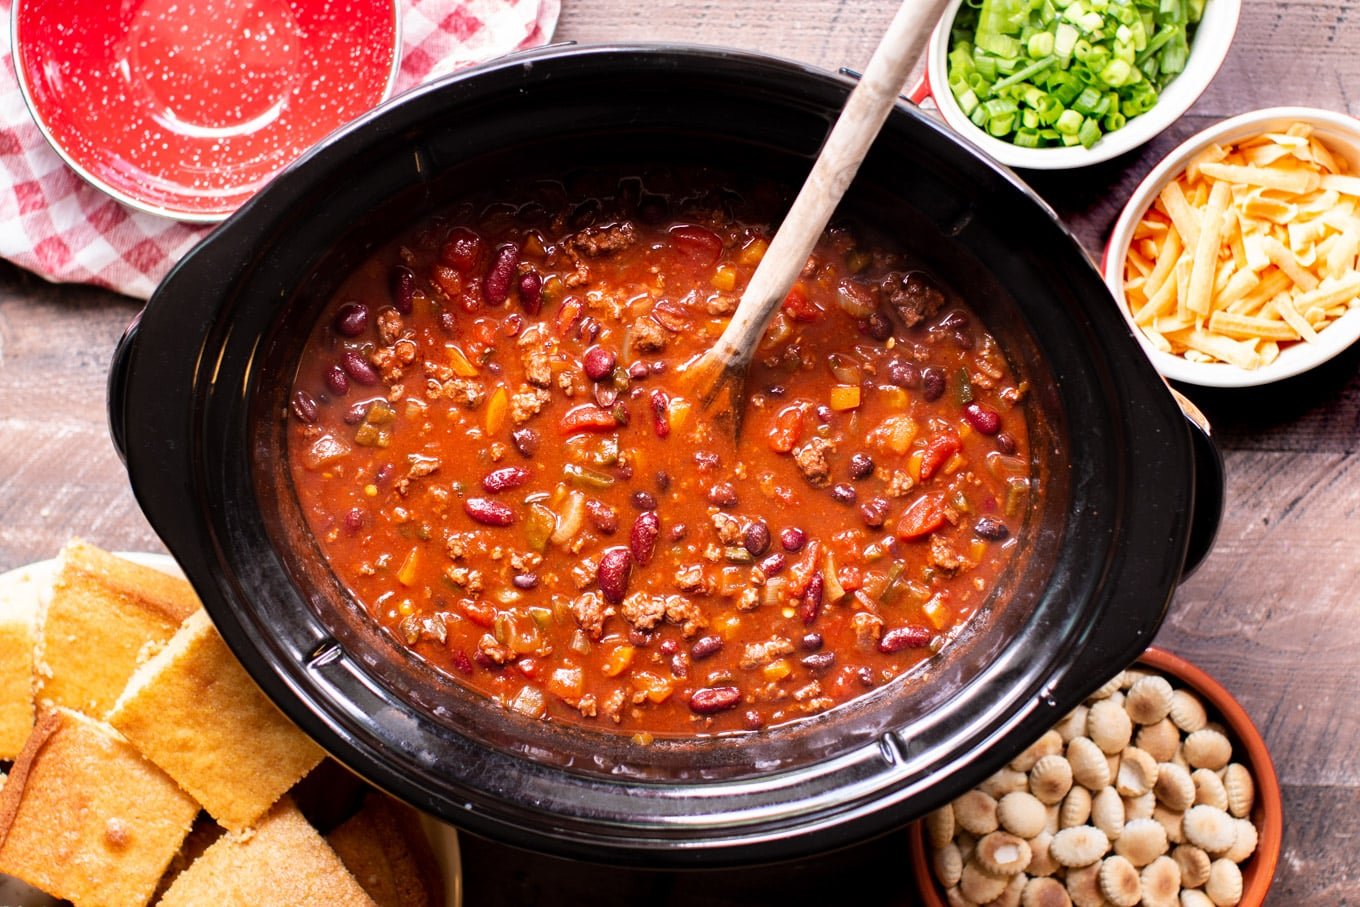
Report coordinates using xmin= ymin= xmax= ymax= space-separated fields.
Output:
xmin=0 ymin=0 xmax=560 ymax=299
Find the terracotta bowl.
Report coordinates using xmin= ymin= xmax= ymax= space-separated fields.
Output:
xmin=908 ymin=645 xmax=1283 ymax=906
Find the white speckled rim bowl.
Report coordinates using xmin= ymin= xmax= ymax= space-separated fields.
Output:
xmin=1103 ymin=106 xmax=1360 ymax=387
xmin=910 ymin=0 xmax=1240 ymax=169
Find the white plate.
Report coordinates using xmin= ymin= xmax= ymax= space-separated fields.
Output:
xmin=0 ymin=552 xmax=462 ymax=907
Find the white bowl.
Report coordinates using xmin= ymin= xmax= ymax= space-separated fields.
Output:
xmin=912 ymin=0 xmax=1240 ymax=169
xmin=1103 ymin=106 xmax=1360 ymax=387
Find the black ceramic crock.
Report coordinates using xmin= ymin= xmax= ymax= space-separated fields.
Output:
xmin=108 ymin=44 xmax=1222 ymax=866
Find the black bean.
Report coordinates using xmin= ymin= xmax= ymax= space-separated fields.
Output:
xmin=937 ymin=309 xmax=970 ymax=331
xmin=885 ymin=358 xmax=919 ymax=388
xmin=830 ymin=483 xmax=857 ymax=504
xmin=848 ymin=453 xmax=875 ymax=480
xmin=921 ymin=367 xmax=946 ymax=402
xmin=975 ymin=516 xmax=1010 ymax=540
xmin=766 ymin=384 xmax=787 ymax=397
xmin=864 ymin=311 xmax=893 ymax=341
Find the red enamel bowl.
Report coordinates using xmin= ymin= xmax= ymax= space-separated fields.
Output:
xmin=11 ymin=0 xmax=401 ymax=222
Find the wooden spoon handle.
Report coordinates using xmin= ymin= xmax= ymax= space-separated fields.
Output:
xmin=707 ymin=0 xmax=951 ymax=371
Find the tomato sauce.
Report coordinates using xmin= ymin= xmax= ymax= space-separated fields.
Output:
xmin=287 ymin=171 xmax=1033 ymax=737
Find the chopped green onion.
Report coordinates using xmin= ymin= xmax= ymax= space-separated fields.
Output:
xmin=945 ymin=0 xmax=1203 ymax=150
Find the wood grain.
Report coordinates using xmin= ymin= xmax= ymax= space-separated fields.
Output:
xmin=2 ymin=0 xmax=1359 ymax=901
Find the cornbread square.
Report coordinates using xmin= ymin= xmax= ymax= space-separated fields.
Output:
xmin=35 ymin=540 xmax=199 ymax=717
xmin=0 ymin=707 xmax=199 ymax=907
xmin=157 ymin=797 xmax=377 ymax=907
xmin=108 ymin=609 xmax=325 ymax=832
xmin=0 ymin=562 xmax=43 ymax=757
xmin=327 ymin=793 xmax=445 ymax=907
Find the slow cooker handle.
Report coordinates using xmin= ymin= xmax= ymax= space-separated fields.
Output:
xmin=107 ymin=312 xmax=143 ymax=465
xmin=1172 ymin=389 xmax=1223 ymax=578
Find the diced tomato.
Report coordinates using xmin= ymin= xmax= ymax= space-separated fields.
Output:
xmin=837 ymin=565 xmax=864 ymax=593
xmin=547 ymin=665 xmax=584 ymax=700
xmin=440 ymin=226 xmax=486 ymax=274
xmin=668 ymin=224 xmax=724 ymax=265
xmin=919 ymin=432 xmax=961 ymax=482
xmin=458 ymin=598 xmax=496 ymax=628
xmin=555 ymin=296 xmax=584 ymax=335
xmin=559 ymin=404 xmax=620 ymax=435
xmin=517 ymin=657 xmax=542 ymax=680
xmin=768 ymin=403 xmax=805 ymax=453
xmin=895 ymin=494 xmax=947 ymax=541
xmin=782 ymin=284 xmax=821 ymax=322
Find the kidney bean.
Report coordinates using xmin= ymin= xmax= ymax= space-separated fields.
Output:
xmin=324 ymin=365 xmax=350 ymax=396
xmin=848 ymin=453 xmax=875 ymax=480
xmin=343 ymin=401 xmax=369 ymax=424
xmin=758 ymin=552 xmax=786 ymax=576
xmin=690 ymin=635 xmax=724 ymax=660
xmin=937 ymin=309 xmax=970 ymax=332
xmin=659 ymin=639 xmax=679 ymax=656
xmin=801 ymin=632 xmax=823 ymax=651
xmin=511 ymin=573 xmax=539 ymax=589
xmin=863 ymin=311 xmax=894 ymax=341
xmin=343 ymin=508 xmax=364 ymax=532
xmin=390 ymin=267 xmax=416 ymax=314
xmin=859 ymin=497 xmax=891 ymax=529
xmin=627 ymin=361 xmax=649 ymax=380
xmin=449 ymin=649 xmax=475 ymax=675
xmin=670 ymin=653 xmax=689 ymax=679
xmin=799 ymin=572 xmax=824 ymax=625
xmin=921 ymin=367 xmax=946 ymax=402
xmin=694 ymin=451 xmax=720 ymax=471
xmin=437 ymin=310 xmax=458 ymax=334
xmin=815 ymin=404 xmax=834 ymax=424
xmin=650 ymin=389 xmax=671 ymax=438
xmin=596 ymin=547 xmax=633 ymax=604
xmin=628 ymin=628 xmax=652 ymax=647
xmin=582 ymin=346 xmax=617 ymax=381
xmin=734 ymin=522 xmax=766 ymax=558
xmin=878 ymin=625 xmax=933 ymax=654
xmin=630 ymin=511 xmax=660 ymax=565
xmin=484 ymin=244 xmax=519 ymax=306
xmin=689 ymin=686 xmax=741 ymax=715
xmin=631 ymin=491 xmax=658 ymax=511
xmin=511 ymin=427 xmax=539 ymax=458
xmin=517 ymin=270 xmax=543 ymax=314
xmin=374 ymin=463 xmax=394 ymax=484
xmin=291 ymin=390 xmax=318 ymax=424
xmin=464 ymin=498 xmax=514 ymax=526
xmin=707 ymin=482 xmax=737 ymax=507
xmin=995 ymin=431 xmax=1018 ymax=455
xmin=780 ymin=527 xmax=806 ymax=552
xmin=743 ymin=711 xmax=765 ymax=731
xmin=857 ymin=667 xmax=876 ymax=687
xmin=341 ymin=350 xmax=379 ymax=386
xmin=801 ymin=652 xmax=836 ymax=672
xmin=831 ymin=483 xmax=857 ymax=504
xmin=766 ymin=384 xmax=787 ymax=397
xmin=975 ymin=516 xmax=1010 ymax=540
xmin=655 ymin=471 xmax=672 ymax=492
xmin=585 ymin=499 xmax=619 ymax=535
xmin=502 ymin=312 xmax=524 ymax=338
xmin=335 ymin=302 xmax=370 ymax=337
xmin=482 ymin=466 xmax=530 ymax=493
xmin=963 ymin=403 xmax=1001 ymax=435
xmin=885 ymin=358 xmax=919 ymax=388
xmin=593 ymin=381 xmax=619 ymax=408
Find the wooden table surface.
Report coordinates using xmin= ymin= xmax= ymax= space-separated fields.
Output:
xmin=2 ymin=0 xmax=1356 ymax=903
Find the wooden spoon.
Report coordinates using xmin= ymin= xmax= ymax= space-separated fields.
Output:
xmin=685 ymin=0 xmax=952 ymax=428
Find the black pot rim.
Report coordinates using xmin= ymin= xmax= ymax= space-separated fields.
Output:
xmin=110 ymin=42 xmax=1215 ymax=866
